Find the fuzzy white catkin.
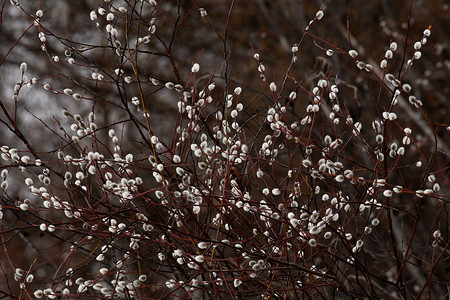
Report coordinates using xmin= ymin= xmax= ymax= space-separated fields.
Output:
xmin=20 ymin=62 xmax=27 ymax=72
xmin=390 ymin=42 xmax=397 ymax=51
xmin=191 ymin=63 xmax=200 ymax=73
xmin=90 ymin=11 xmax=97 ymax=20
xmin=385 ymin=50 xmax=393 ymax=59
xmin=26 ymin=274 xmax=34 ymax=283
xmin=234 ymin=279 xmax=242 ymax=287
xmin=1 ymin=181 xmax=8 ymax=190
xmin=318 ymin=79 xmax=327 ymax=88
xmin=192 ymin=205 xmax=200 ymax=214
xmin=315 ymin=10 xmax=324 ymax=20
xmin=63 ymin=88 xmax=73 ymax=95
xmin=194 ymin=255 xmax=204 ymax=262
xmin=269 ymin=82 xmax=277 ymax=92
xmin=349 ymin=50 xmax=358 ymax=58
xmin=199 ymin=8 xmax=207 ymax=17
xmin=34 ymin=290 xmax=43 ymax=298
xmin=402 ymin=84 xmax=411 ymax=92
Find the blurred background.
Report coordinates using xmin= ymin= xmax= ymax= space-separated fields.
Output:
xmin=0 ymin=0 xmax=448 ymax=298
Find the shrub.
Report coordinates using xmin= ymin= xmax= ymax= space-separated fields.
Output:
xmin=0 ymin=0 xmax=448 ymax=299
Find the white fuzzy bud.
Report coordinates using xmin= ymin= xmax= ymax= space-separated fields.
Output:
xmin=199 ymin=8 xmax=207 ymax=17
xmin=315 ymin=10 xmax=324 ymax=20
xmin=348 ymin=50 xmax=358 ymax=58
xmin=20 ymin=62 xmax=27 ymax=72
xmin=191 ymin=63 xmax=200 ymax=73
xmin=269 ymin=82 xmax=277 ymax=92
